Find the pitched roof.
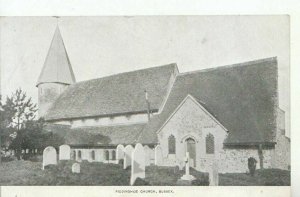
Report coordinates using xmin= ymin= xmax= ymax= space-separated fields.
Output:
xmin=65 ymin=124 xmax=146 ymax=146
xmin=138 ymin=57 xmax=278 ymax=145
xmin=37 ymin=27 xmax=76 ymax=86
xmin=44 ymin=63 xmax=177 ymax=120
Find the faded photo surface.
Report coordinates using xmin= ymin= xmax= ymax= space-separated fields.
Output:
xmin=0 ymin=16 xmax=290 ymax=188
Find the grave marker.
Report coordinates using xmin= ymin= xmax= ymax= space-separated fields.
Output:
xmin=72 ymin=163 xmax=80 ymax=173
xmin=59 ymin=145 xmax=71 ymax=160
xmin=42 ymin=146 xmax=57 ymax=170
xmin=116 ymin=144 xmax=125 ymax=163
xmin=180 ymin=152 xmax=195 ymax=181
xmin=209 ymin=161 xmax=219 ymax=186
xmin=130 ymin=143 xmax=146 ymax=185
xmin=123 ymin=145 xmax=134 ymax=169
xmin=154 ymin=145 xmax=163 ymax=166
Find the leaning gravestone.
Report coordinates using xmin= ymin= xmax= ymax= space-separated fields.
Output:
xmin=72 ymin=163 xmax=80 ymax=173
xmin=130 ymin=143 xmax=146 ymax=185
xmin=123 ymin=145 xmax=134 ymax=169
xmin=209 ymin=161 xmax=219 ymax=186
xmin=42 ymin=146 xmax=57 ymax=170
xmin=154 ymin=145 xmax=163 ymax=166
xmin=143 ymin=145 xmax=151 ymax=166
xmin=59 ymin=145 xmax=71 ymax=160
xmin=116 ymin=144 xmax=125 ymax=163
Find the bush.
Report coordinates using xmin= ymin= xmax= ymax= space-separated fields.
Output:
xmin=1 ymin=156 xmax=15 ymax=162
xmin=248 ymin=157 xmax=257 ymax=176
xmin=118 ymin=159 xmax=124 ymax=165
xmin=134 ymin=178 xmax=150 ymax=186
xmin=192 ymin=178 xmax=209 ymax=186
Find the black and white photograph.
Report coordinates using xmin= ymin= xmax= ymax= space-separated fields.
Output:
xmin=0 ymin=16 xmax=291 ymax=187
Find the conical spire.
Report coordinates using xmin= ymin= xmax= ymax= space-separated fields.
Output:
xmin=36 ymin=26 xmax=76 ymax=86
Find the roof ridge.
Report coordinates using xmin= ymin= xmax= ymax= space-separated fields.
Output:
xmin=72 ymin=63 xmax=178 ymax=86
xmin=178 ymin=57 xmax=277 ymax=77
xmin=72 ymin=123 xmax=147 ymax=130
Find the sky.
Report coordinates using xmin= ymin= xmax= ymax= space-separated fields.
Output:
xmin=0 ymin=16 xmax=290 ymax=135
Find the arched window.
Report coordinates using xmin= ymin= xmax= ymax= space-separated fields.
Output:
xmin=168 ymin=135 xmax=176 ymax=154
xmin=72 ymin=150 xmax=76 ymax=160
xmin=105 ymin=150 xmax=110 ymax=160
xmin=112 ymin=150 xmax=116 ymax=160
xmin=206 ymin=134 xmax=215 ymax=154
xmin=91 ymin=150 xmax=95 ymax=160
xmin=78 ymin=150 xmax=82 ymax=159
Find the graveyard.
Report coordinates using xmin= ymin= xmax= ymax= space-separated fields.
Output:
xmin=0 ymin=144 xmax=290 ymax=186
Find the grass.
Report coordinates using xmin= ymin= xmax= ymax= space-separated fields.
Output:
xmin=145 ymin=166 xmax=209 ymax=186
xmin=219 ymin=169 xmax=290 ymax=186
xmin=0 ymin=157 xmax=290 ymax=186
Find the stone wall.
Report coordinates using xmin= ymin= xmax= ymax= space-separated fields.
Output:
xmin=157 ymin=95 xmax=228 ymax=172
xmin=38 ymin=83 xmax=68 ymax=118
xmin=218 ymin=148 xmax=273 ymax=173
xmin=273 ymin=135 xmax=290 ymax=170
xmin=72 ymin=148 xmax=117 ymax=163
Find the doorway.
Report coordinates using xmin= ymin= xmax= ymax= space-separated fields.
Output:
xmin=185 ymin=138 xmax=196 ymax=167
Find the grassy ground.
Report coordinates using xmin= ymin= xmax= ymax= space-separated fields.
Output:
xmin=219 ymin=169 xmax=290 ymax=186
xmin=0 ymin=157 xmax=290 ymax=186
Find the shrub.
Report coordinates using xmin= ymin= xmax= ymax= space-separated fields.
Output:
xmin=118 ymin=159 xmax=124 ymax=165
xmin=1 ymin=156 xmax=15 ymax=162
xmin=134 ymin=178 xmax=150 ymax=186
xmin=248 ymin=157 xmax=257 ymax=176
xmin=192 ymin=178 xmax=209 ymax=186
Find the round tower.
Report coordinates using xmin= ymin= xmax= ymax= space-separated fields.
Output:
xmin=36 ymin=27 xmax=76 ymax=118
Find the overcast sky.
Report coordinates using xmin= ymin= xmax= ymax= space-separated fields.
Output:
xmin=0 ymin=16 xmax=290 ymax=135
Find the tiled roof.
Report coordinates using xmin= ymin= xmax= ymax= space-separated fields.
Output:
xmin=138 ymin=57 xmax=278 ymax=145
xmin=65 ymin=124 xmax=146 ymax=146
xmin=44 ymin=64 xmax=177 ymax=120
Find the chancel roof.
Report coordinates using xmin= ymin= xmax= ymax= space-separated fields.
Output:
xmin=138 ymin=57 xmax=278 ymax=145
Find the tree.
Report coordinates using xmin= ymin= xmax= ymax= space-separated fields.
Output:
xmin=4 ymin=89 xmax=38 ymax=159
xmin=5 ymin=88 xmax=37 ymax=131
xmin=0 ymin=95 xmax=15 ymax=163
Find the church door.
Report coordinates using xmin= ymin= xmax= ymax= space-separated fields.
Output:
xmin=186 ymin=138 xmax=196 ymax=168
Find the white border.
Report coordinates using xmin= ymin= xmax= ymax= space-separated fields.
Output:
xmin=0 ymin=0 xmax=299 ymax=196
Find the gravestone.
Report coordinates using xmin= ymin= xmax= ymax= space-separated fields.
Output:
xmin=180 ymin=152 xmax=195 ymax=181
xmin=59 ymin=145 xmax=71 ymax=160
xmin=154 ymin=145 xmax=163 ymax=166
xmin=209 ymin=161 xmax=219 ymax=186
xmin=72 ymin=163 xmax=80 ymax=173
xmin=116 ymin=144 xmax=125 ymax=163
xmin=42 ymin=146 xmax=57 ymax=170
xmin=26 ymin=149 xmax=29 ymax=154
xmin=123 ymin=145 xmax=134 ymax=169
xmin=130 ymin=143 xmax=146 ymax=185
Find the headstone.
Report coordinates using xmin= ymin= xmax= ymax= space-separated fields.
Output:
xmin=130 ymin=143 xmax=145 ymax=185
xmin=180 ymin=152 xmax=195 ymax=181
xmin=35 ymin=149 xmax=38 ymax=153
xmin=22 ymin=149 xmax=25 ymax=154
xmin=209 ymin=161 xmax=219 ymax=186
xmin=42 ymin=146 xmax=57 ymax=170
xmin=144 ymin=145 xmax=151 ymax=166
xmin=59 ymin=145 xmax=71 ymax=160
xmin=12 ymin=150 xmax=15 ymax=156
xmin=154 ymin=145 xmax=163 ymax=166
xmin=72 ymin=163 xmax=80 ymax=173
xmin=116 ymin=144 xmax=125 ymax=163
xmin=123 ymin=145 xmax=134 ymax=169
xmin=26 ymin=149 xmax=29 ymax=154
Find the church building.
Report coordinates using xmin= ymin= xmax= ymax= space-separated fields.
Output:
xmin=37 ymin=27 xmax=290 ymax=173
